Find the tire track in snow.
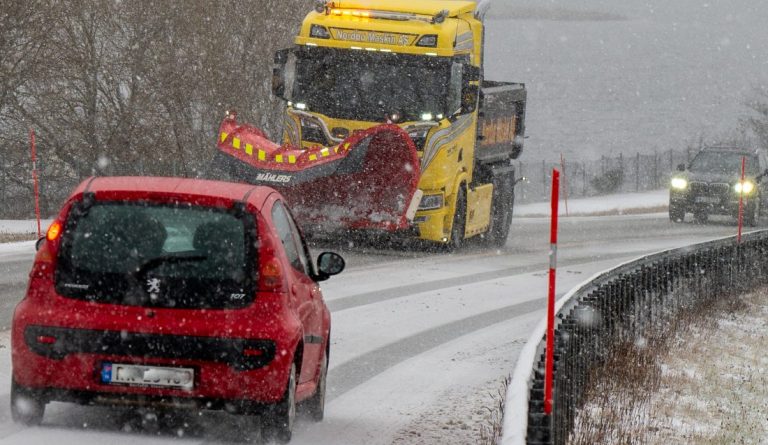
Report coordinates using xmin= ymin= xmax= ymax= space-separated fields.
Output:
xmin=326 ymin=251 xmax=634 ymax=313
xmin=0 ymin=394 xmax=26 ymax=441
xmin=325 ymin=296 xmax=547 ymax=402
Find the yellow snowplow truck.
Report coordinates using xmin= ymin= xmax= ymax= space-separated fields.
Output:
xmin=214 ymin=0 xmax=526 ymax=248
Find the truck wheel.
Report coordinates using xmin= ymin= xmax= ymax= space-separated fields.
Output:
xmin=448 ymin=186 xmax=467 ymax=250
xmin=262 ymin=363 xmax=297 ymax=444
xmin=485 ymin=174 xmax=515 ymax=247
xmin=669 ymin=203 xmax=685 ymax=222
xmin=11 ymin=381 xmax=46 ymax=426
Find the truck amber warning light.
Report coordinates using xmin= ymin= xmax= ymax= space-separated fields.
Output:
xmin=322 ymin=4 xmax=450 ymax=24
xmin=330 ymin=9 xmax=370 ymax=18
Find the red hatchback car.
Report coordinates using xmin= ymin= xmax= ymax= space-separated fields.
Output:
xmin=11 ymin=176 xmax=344 ymax=442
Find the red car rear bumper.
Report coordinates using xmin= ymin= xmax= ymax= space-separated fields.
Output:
xmin=12 ymin=290 xmax=298 ymax=407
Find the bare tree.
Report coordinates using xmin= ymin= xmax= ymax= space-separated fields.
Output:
xmin=744 ymin=87 xmax=768 ymax=151
xmin=0 ymin=0 xmax=54 ymax=216
xmin=0 ymin=0 xmax=315 ymax=217
xmin=0 ymin=1 xmax=48 ymax=112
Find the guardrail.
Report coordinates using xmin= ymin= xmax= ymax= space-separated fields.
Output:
xmin=502 ymin=230 xmax=768 ymax=445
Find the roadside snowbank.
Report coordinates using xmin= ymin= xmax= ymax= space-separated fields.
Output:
xmin=0 ymin=219 xmax=52 ymax=235
xmin=515 ymin=190 xmax=668 ymax=217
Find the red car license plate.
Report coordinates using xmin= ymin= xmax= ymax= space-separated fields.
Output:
xmin=101 ymin=362 xmax=194 ymax=390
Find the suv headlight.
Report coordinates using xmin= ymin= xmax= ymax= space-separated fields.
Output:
xmin=734 ymin=180 xmax=755 ymax=194
xmin=670 ymin=177 xmax=688 ymax=190
xmin=418 ymin=193 xmax=444 ymax=211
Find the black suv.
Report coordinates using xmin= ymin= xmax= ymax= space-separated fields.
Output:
xmin=669 ymin=147 xmax=768 ymax=225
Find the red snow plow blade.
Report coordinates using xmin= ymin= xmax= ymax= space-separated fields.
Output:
xmin=215 ymin=116 xmax=422 ymax=233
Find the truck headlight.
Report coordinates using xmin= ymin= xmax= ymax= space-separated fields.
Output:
xmin=310 ymin=25 xmax=330 ymax=39
xmin=416 ymin=34 xmax=438 ymax=47
xmin=418 ymin=193 xmax=444 ymax=210
xmin=670 ymin=177 xmax=688 ymax=190
xmin=734 ymin=180 xmax=755 ymax=194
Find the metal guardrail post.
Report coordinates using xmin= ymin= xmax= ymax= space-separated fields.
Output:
xmin=554 ymin=326 xmax=567 ymax=445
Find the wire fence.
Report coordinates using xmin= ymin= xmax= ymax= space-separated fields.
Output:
xmin=515 ymin=148 xmax=696 ymax=204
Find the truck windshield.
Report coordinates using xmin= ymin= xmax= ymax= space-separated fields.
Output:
xmin=689 ymin=152 xmax=759 ymax=176
xmin=292 ymin=47 xmax=452 ymax=122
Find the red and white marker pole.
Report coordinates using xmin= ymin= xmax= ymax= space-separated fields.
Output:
xmin=544 ymin=169 xmax=560 ymax=415
xmin=737 ymin=156 xmax=745 ymax=244
xmin=30 ymin=128 xmax=41 ymax=238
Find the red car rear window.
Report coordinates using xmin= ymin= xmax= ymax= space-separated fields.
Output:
xmin=55 ymin=201 xmax=257 ymax=309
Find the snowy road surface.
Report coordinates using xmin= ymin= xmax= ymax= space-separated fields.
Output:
xmin=0 ymin=209 xmax=749 ymax=444
xmin=0 ymin=242 xmax=36 ymax=331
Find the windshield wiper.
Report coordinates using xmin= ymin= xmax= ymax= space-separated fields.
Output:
xmin=135 ymin=251 xmax=207 ymax=276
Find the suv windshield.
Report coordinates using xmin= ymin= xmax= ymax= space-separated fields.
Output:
xmin=292 ymin=47 xmax=453 ymax=122
xmin=689 ymin=151 xmax=759 ymax=176
xmin=55 ymin=202 xmax=256 ymax=309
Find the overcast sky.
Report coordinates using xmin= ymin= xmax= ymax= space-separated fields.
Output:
xmin=485 ymin=0 xmax=768 ymax=161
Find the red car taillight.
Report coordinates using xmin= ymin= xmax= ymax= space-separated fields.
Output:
xmin=257 ymin=234 xmax=287 ymax=293
xmin=260 ymin=257 xmax=284 ymax=290
xmin=46 ymin=221 xmax=62 ymax=242
xmin=29 ymin=220 xmax=63 ymax=282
